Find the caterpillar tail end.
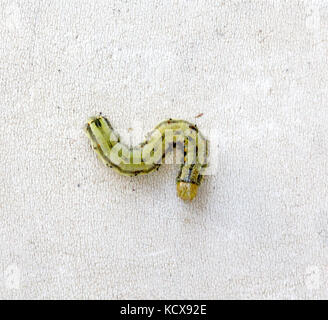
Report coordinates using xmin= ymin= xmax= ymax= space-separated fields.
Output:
xmin=176 ymin=182 xmax=198 ymax=201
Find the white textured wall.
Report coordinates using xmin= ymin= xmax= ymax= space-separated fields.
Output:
xmin=1 ymin=0 xmax=328 ymax=299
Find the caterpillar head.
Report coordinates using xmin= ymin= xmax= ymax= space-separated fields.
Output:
xmin=176 ymin=182 xmax=198 ymax=201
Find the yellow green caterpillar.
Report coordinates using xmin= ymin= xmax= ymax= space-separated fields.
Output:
xmin=85 ymin=116 xmax=208 ymax=201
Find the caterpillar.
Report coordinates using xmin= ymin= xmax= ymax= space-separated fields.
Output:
xmin=84 ymin=116 xmax=208 ymax=201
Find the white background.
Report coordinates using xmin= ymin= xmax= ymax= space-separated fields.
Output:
xmin=1 ymin=0 xmax=328 ymax=299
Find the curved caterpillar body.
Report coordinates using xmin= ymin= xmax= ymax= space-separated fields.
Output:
xmin=85 ymin=116 xmax=208 ymax=201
